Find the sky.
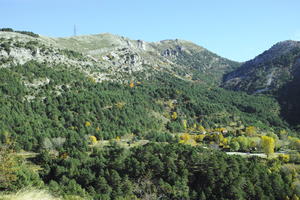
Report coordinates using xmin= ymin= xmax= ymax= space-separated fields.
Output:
xmin=1 ymin=0 xmax=300 ymax=62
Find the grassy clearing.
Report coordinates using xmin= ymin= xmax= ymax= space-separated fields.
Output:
xmin=90 ymin=138 xmax=150 ymax=149
xmin=0 ymin=189 xmax=60 ymax=200
xmin=0 ymin=189 xmax=88 ymax=200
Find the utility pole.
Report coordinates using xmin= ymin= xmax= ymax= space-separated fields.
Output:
xmin=74 ymin=24 xmax=77 ymax=37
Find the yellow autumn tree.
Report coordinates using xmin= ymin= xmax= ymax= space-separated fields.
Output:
xmin=197 ymin=125 xmax=206 ymax=134
xmin=167 ymin=100 xmax=175 ymax=109
xmin=89 ymin=136 xmax=97 ymax=144
xmin=171 ymin=112 xmax=178 ymax=120
xmin=182 ymin=120 xmax=187 ymax=130
xmin=213 ymin=133 xmax=224 ymax=145
xmin=246 ymin=126 xmax=256 ymax=136
xmin=179 ymin=133 xmax=197 ymax=146
xmin=194 ymin=134 xmax=206 ymax=143
xmin=180 ymin=133 xmax=191 ymax=143
xmin=85 ymin=121 xmax=91 ymax=127
xmin=222 ymin=138 xmax=229 ymax=147
xmin=288 ymin=137 xmax=300 ymax=151
xmin=129 ymin=82 xmax=134 ymax=88
xmin=279 ymin=129 xmax=288 ymax=139
xmin=190 ymin=123 xmax=196 ymax=131
xmin=278 ymin=154 xmax=290 ymax=163
xmin=261 ymin=136 xmax=275 ymax=157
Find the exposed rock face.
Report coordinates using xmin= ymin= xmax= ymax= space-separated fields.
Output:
xmin=0 ymin=32 xmax=94 ymax=67
xmin=137 ymin=40 xmax=146 ymax=50
xmin=101 ymin=48 xmax=144 ymax=73
xmin=162 ymin=47 xmax=182 ymax=57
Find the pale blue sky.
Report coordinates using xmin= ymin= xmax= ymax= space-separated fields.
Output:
xmin=1 ymin=0 xmax=300 ymax=61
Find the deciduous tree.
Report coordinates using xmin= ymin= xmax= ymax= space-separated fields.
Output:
xmin=261 ymin=136 xmax=275 ymax=157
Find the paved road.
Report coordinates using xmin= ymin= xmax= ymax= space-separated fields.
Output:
xmin=226 ymin=152 xmax=267 ymax=158
xmin=226 ymin=152 xmax=288 ymax=158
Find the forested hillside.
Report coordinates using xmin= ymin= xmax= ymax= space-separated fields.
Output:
xmin=0 ymin=60 xmax=289 ymax=151
xmin=0 ymin=29 xmax=300 ymax=200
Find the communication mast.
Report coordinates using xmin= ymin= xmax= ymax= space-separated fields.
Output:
xmin=74 ymin=24 xmax=77 ymax=36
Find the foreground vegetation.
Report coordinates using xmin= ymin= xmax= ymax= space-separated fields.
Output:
xmin=1 ymin=141 xmax=300 ymax=200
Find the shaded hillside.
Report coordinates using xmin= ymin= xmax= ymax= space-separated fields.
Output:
xmin=223 ymin=40 xmax=300 ymax=93
xmin=223 ymin=40 xmax=300 ymax=126
xmin=278 ymin=66 xmax=300 ymax=126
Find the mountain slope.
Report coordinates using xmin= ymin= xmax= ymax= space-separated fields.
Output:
xmin=223 ymin=40 xmax=300 ymax=93
xmin=0 ymin=31 xmax=240 ymax=85
xmin=152 ymin=39 xmax=241 ymax=83
xmin=223 ymin=40 xmax=300 ymax=126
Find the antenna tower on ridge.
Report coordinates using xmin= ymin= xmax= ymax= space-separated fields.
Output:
xmin=74 ymin=25 xmax=77 ymax=36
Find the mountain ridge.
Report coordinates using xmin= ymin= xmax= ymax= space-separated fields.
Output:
xmin=223 ymin=40 xmax=300 ymax=93
xmin=0 ymin=30 xmax=240 ymax=85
